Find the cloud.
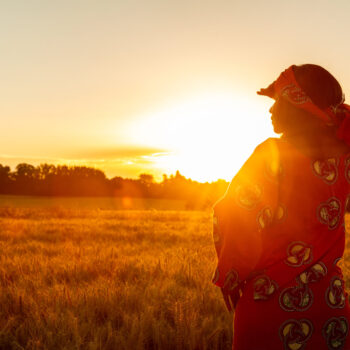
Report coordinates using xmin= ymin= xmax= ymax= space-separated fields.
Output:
xmin=0 ymin=147 xmax=174 ymax=180
xmin=0 ymin=155 xmax=65 ymax=168
xmin=65 ymin=146 xmax=169 ymax=160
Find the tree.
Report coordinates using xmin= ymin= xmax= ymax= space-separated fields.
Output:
xmin=15 ymin=163 xmax=37 ymax=179
xmin=0 ymin=164 xmax=11 ymax=193
xmin=139 ymin=173 xmax=154 ymax=186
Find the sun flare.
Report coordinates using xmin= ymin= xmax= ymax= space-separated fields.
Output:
xmin=127 ymin=91 xmax=275 ymax=182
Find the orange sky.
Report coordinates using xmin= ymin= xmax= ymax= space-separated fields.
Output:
xmin=2 ymin=1 xmax=350 ymax=182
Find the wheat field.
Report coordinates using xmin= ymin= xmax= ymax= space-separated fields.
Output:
xmin=0 ymin=207 xmax=349 ymax=350
xmin=0 ymin=207 xmax=232 ymax=350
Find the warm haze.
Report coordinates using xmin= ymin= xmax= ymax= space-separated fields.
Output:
xmin=2 ymin=1 xmax=350 ymax=182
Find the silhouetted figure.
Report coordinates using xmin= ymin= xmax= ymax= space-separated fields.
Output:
xmin=212 ymin=64 xmax=350 ymax=349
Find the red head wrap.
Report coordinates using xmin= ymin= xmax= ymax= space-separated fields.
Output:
xmin=258 ymin=65 xmax=350 ymax=146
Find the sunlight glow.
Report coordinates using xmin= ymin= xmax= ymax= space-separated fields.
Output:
xmin=126 ymin=91 xmax=275 ymax=182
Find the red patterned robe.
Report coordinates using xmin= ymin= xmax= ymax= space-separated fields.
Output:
xmin=212 ymin=137 xmax=350 ymax=350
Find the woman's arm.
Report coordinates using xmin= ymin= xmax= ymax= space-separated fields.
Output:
xmin=212 ymin=138 xmax=281 ymax=311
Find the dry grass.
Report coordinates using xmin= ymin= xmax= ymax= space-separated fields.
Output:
xmin=0 ymin=195 xmax=187 ymax=211
xmin=0 ymin=208 xmax=232 ymax=350
xmin=1 ymin=207 xmax=349 ymax=350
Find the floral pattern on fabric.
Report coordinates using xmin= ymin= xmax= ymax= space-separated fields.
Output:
xmin=284 ymin=241 xmax=313 ymax=267
xmin=323 ymin=317 xmax=349 ymax=350
xmin=312 ymin=158 xmax=339 ymax=185
xmin=298 ymin=262 xmax=328 ymax=284
xmin=234 ymin=183 xmax=263 ymax=210
xmin=257 ymin=207 xmax=274 ymax=229
xmin=279 ymin=283 xmax=313 ymax=312
xmin=279 ymin=262 xmax=327 ymax=312
xmin=276 ymin=204 xmax=287 ymax=222
xmin=222 ymin=269 xmax=239 ymax=293
xmin=279 ymin=318 xmax=313 ymax=350
xmin=325 ymin=276 xmax=346 ymax=309
xmin=282 ymin=84 xmax=310 ymax=104
xmin=317 ymin=197 xmax=341 ymax=230
xmin=253 ymin=274 xmax=278 ymax=301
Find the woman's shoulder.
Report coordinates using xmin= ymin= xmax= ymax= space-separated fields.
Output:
xmin=233 ymin=138 xmax=284 ymax=179
xmin=253 ymin=137 xmax=283 ymax=157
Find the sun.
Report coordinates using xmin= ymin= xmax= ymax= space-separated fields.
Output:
xmin=127 ymin=90 xmax=275 ymax=182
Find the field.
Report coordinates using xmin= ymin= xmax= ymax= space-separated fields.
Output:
xmin=0 ymin=206 xmax=232 ymax=350
xmin=0 ymin=195 xmax=187 ymax=211
xmin=0 ymin=198 xmax=350 ymax=350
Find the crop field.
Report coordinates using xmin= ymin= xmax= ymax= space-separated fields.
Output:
xmin=0 ymin=207 xmax=232 ymax=350
xmin=0 ymin=195 xmax=187 ymax=211
xmin=0 ymin=204 xmax=349 ymax=350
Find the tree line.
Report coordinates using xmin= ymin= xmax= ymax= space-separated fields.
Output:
xmin=0 ymin=163 xmax=229 ymax=208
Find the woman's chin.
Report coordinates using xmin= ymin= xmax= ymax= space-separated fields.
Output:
xmin=273 ymin=125 xmax=283 ymax=134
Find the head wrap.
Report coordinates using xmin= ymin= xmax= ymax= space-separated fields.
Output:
xmin=257 ymin=65 xmax=350 ymax=146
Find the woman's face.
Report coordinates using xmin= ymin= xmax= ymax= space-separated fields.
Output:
xmin=269 ymin=97 xmax=323 ymax=136
xmin=269 ymin=98 xmax=289 ymax=134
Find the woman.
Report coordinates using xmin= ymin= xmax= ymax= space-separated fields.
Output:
xmin=212 ymin=64 xmax=350 ymax=349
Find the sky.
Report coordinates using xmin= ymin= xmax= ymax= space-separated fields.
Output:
xmin=1 ymin=0 xmax=350 ymax=182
